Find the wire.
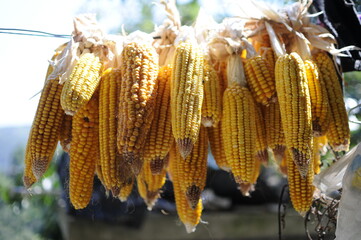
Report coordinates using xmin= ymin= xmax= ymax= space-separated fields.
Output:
xmin=0 ymin=28 xmax=71 ymax=38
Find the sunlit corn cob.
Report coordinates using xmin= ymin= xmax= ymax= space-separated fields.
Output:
xmin=171 ymin=41 xmax=204 ymax=159
xmin=255 ymin=105 xmax=269 ymax=164
xmin=136 ymin=161 xmax=167 ymax=210
xmin=207 ymin=121 xmax=229 ymax=171
xmin=313 ymin=52 xmax=350 ymax=152
xmin=117 ymin=42 xmax=159 ymax=175
xmin=59 ymin=114 xmax=72 ymax=153
xmin=23 ymin=46 xmax=65 ymax=188
xmin=304 ymin=60 xmax=330 ymax=136
xmin=118 ymin=177 xmax=134 ymax=202
xmin=69 ymin=93 xmax=99 ymax=209
xmin=98 ymin=68 xmax=123 ymax=195
xmin=286 ymin=150 xmax=315 ymax=215
xmin=244 ymin=55 xmax=276 ymax=105
xmin=222 ymin=85 xmax=257 ymax=191
xmin=168 ymin=145 xmax=203 ymax=233
xmin=201 ymin=60 xmax=222 ymax=127
xmin=25 ymin=78 xmax=64 ymax=184
xmin=275 ymin=52 xmax=312 ymax=178
xmin=263 ymin=100 xmax=286 ymax=163
xmin=175 ymin=126 xmax=208 ymax=209
xmin=61 ymin=52 xmax=102 ymax=116
xmin=143 ymin=64 xmax=173 ymax=174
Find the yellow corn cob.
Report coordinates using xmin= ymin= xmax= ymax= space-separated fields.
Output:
xmin=275 ymin=52 xmax=312 ymax=178
xmin=168 ymin=145 xmax=203 ymax=233
xmin=286 ymin=150 xmax=315 ymax=215
xmin=69 ymin=92 xmax=99 ymax=209
xmin=255 ymin=105 xmax=269 ymax=164
xmin=61 ymin=52 xmax=102 ymax=116
xmin=136 ymin=161 xmax=167 ymax=210
xmin=99 ymin=68 xmax=123 ymax=195
xmin=207 ymin=121 xmax=229 ymax=171
xmin=201 ymin=60 xmax=222 ymax=127
xmin=304 ymin=60 xmax=330 ymax=136
xmin=262 ymin=100 xmax=286 ymax=163
xmin=25 ymin=78 xmax=64 ymax=183
xmin=244 ymin=55 xmax=276 ymax=105
xmin=59 ymin=114 xmax=72 ymax=153
xmin=313 ymin=52 xmax=350 ymax=151
xmin=171 ymin=41 xmax=204 ymax=159
xmin=118 ymin=177 xmax=134 ymax=202
xmin=23 ymin=45 xmax=66 ymax=188
xmin=117 ymin=42 xmax=159 ymax=175
xmin=143 ymin=64 xmax=174 ymax=175
xmin=175 ymin=126 xmax=208 ymax=209
xmin=222 ymin=85 xmax=257 ymax=189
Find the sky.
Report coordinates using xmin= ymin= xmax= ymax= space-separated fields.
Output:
xmin=0 ymin=0 xmax=285 ymax=128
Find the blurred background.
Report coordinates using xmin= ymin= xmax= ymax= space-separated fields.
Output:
xmin=1 ymin=0 xmax=361 ymax=239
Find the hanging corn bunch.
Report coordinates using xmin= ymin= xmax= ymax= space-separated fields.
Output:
xmin=23 ymin=0 xmax=358 ymax=233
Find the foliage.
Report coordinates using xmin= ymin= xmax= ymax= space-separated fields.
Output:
xmin=0 ymin=146 xmax=63 ymax=240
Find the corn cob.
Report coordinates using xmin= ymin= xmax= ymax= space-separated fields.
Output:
xmin=61 ymin=52 xmax=102 ymax=116
xmin=168 ymin=145 xmax=203 ymax=233
xmin=143 ymin=64 xmax=174 ymax=175
xmin=304 ymin=60 xmax=330 ymax=137
xmin=175 ymin=126 xmax=208 ymax=209
xmin=313 ymin=52 xmax=350 ymax=152
xmin=275 ymin=52 xmax=312 ymax=178
xmin=244 ymin=55 xmax=276 ymax=105
xmin=118 ymin=177 xmax=134 ymax=202
xmin=23 ymin=46 xmax=66 ymax=188
xmin=98 ymin=68 xmax=123 ymax=195
xmin=262 ymin=100 xmax=286 ymax=163
xmin=69 ymin=92 xmax=99 ymax=209
xmin=26 ymin=78 xmax=64 ymax=183
xmin=59 ymin=114 xmax=72 ymax=153
xmin=171 ymin=41 xmax=204 ymax=159
xmin=286 ymin=150 xmax=315 ymax=215
xmin=222 ymin=85 xmax=257 ymax=188
xmin=117 ymin=42 xmax=159 ymax=175
xmin=207 ymin=121 xmax=229 ymax=171
xmin=136 ymin=161 xmax=167 ymax=210
xmin=201 ymin=60 xmax=222 ymax=127
xmin=255 ymin=105 xmax=269 ymax=164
